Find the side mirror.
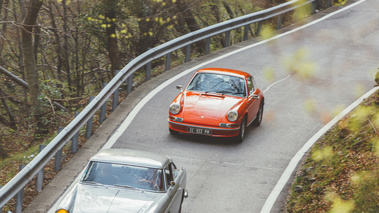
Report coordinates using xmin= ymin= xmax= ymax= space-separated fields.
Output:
xmin=252 ymin=95 xmax=259 ymax=99
xmin=176 ymin=85 xmax=183 ymax=91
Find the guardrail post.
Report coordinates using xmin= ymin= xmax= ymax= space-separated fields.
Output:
xmin=127 ymin=74 xmax=133 ymax=95
xmin=205 ymin=37 xmax=211 ymax=55
xmin=256 ymin=21 xmax=262 ymax=36
xmin=311 ymin=0 xmax=317 ymax=14
xmin=224 ymin=31 xmax=231 ymax=47
xmin=71 ymin=111 xmax=79 ymax=154
xmin=165 ymin=53 xmax=171 ymax=71
xmin=36 ymin=144 xmax=46 ymax=192
xmin=112 ymin=70 xmax=120 ymax=112
xmin=185 ymin=45 xmax=191 ymax=62
xmin=146 ymin=61 xmax=152 ymax=81
xmin=277 ymin=15 xmax=282 ymax=30
xmin=145 ymin=48 xmax=152 ymax=81
xmin=243 ymin=24 xmax=249 ymax=41
xmin=55 ymin=128 xmax=63 ymax=171
xmin=86 ymin=96 xmax=94 ymax=139
xmin=15 ymin=164 xmax=26 ymax=213
xmin=0 ymin=185 xmax=2 ymax=213
xmin=99 ymin=83 xmax=107 ymax=124
xmin=327 ymin=0 xmax=332 ymax=8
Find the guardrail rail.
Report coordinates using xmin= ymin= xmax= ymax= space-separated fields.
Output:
xmin=0 ymin=0 xmax=328 ymax=211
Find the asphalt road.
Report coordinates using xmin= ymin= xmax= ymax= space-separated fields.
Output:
xmin=24 ymin=0 xmax=379 ymax=212
xmin=111 ymin=1 xmax=379 ymax=212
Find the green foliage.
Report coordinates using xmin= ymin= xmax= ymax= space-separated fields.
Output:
xmin=40 ymin=79 xmax=72 ymax=99
xmin=335 ymin=0 xmax=348 ymax=6
xmin=292 ymin=0 xmax=313 ymax=22
xmin=287 ymin=92 xmax=379 ymax=212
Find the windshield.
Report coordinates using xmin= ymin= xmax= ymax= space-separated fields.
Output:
xmin=187 ymin=72 xmax=246 ymax=97
xmin=82 ymin=161 xmax=164 ymax=191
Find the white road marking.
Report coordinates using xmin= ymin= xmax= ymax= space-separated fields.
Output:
xmin=49 ymin=0 xmax=368 ymax=212
xmin=260 ymin=86 xmax=378 ymax=213
xmin=263 ymin=75 xmax=291 ymax=93
xmin=260 ymin=1 xmax=369 ymax=212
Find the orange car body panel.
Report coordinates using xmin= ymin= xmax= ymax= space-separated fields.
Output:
xmin=168 ymin=68 xmax=264 ymax=138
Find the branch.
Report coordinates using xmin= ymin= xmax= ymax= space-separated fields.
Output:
xmin=368 ymin=119 xmax=377 ymax=134
xmin=0 ymin=65 xmax=29 ymax=90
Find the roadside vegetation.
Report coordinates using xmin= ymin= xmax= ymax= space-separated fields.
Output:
xmin=0 ymin=0 xmax=361 ymax=212
xmin=286 ymin=76 xmax=379 ymax=212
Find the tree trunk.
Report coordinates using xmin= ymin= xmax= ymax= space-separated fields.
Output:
xmin=74 ymin=0 xmax=81 ymax=96
xmin=47 ymin=1 xmax=63 ymax=83
xmin=222 ymin=1 xmax=235 ymax=19
xmin=0 ymin=0 xmax=9 ymax=59
xmin=210 ymin=0 xmax=224 ymax=48
xmin=104 ymin=0 xmax=121 ymax=78
xmin=62 ymin=0 xmax=72 ymax=95
xmin=174 ymin=0 xmax=204 ymax=53
xmin=0 ymin=87 xmax=17 ymax=130
xmin=20 ymin=0 xmax=43 ymax=136
xmin=17 ymin=0 xmax=30 ymax=124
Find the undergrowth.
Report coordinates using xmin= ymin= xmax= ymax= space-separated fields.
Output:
xmin=286 ymin=90 xmax=379 ymax=212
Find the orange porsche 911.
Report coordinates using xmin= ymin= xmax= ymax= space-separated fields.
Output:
xmin=168 ymin=68 xmax=264 ymax=142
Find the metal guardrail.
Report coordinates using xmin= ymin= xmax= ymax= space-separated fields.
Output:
xmin=0 ymin=0 xmax=318 ymax=210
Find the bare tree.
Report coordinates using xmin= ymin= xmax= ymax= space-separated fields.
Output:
xmin=104 ymin=0 xmax=121 ymax=77
xmin=173 ymin=0 xmax=204 ymax=53
xmin=20 ymin=0 xmax=43 ymax=138
xmin=0 ymin=0 xmax=10 ymax=60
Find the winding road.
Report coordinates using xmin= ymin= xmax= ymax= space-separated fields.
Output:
xmin=24 ymin=0 xmax=379 ymax=212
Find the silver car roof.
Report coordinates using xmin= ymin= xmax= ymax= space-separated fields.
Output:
xmin=89 ymin=149 xmax=171 ymax=169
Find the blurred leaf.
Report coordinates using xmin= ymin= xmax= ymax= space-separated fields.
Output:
xmin=312 ymin=146 xmax=334 ymax=162
xmin=261 ymin=24 xmax=275 ymax=40
xmin=263 ymin=66 xmax=275 ymax=83
xmin=304 ymin=99 xmax=316 ymax=114
xmin=282 ymin=48 xmax=316 ymax=80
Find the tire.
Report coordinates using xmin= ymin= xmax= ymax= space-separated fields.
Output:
xmin=252 ymin=101 xmax=264 ymax=127
xmin=234 ymin=116 xmax=246 ymax=143
xmin=178 ymin=200 xmax=183 ymax=213
xmin=169 ymin=128 xmax=179 ymax=135
xmin=178 ymin=189 xmax=185 ymax=213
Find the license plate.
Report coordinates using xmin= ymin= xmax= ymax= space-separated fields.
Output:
xmin=188 ymin=128 xmax=212 ymax=135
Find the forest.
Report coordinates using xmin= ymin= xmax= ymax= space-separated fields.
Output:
xmin=0 ymin=0 xmax=299 ymax=159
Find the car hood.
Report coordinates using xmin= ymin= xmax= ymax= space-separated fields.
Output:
xmin=183 ymin=91 xmax=243 ymax=126
xmin=72 ymin=184 xmax=164 ymax=213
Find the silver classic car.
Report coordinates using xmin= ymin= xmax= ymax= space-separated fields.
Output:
xmin=56 ymin=149 xmax=188 ymax=213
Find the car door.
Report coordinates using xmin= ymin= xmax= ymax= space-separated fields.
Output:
xmin=246 ymin=77 xmax=260 ymax=124
xmin=164 ymin=163 xmax=182 ymax=213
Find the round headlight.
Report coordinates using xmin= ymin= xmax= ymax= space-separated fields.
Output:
xmin=170 ymin=103 xmax=180 ymax=115
xmin=227 ymin=110 xmax=238 ymax=122
xmin=56 ymin=209 xmax=69 ymax=213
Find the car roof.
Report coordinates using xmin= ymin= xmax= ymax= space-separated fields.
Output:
xmin=196 ymin=68 xmax=252 ymax=78
xmin=90 ymin=149 xmax=171 ymax=169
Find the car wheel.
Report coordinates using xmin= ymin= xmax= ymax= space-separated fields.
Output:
xmin=178 ymin=201 xmax=183 ymax=213
xmin=234 ymin=116 xmax=246 ymax=143
xmin=252 ymin=101 xmax=264 ymax=127
xmin=178 ymin=189 xmax=185 ymax=213
xmin=169 ymin=128 xmax=179 ymax=135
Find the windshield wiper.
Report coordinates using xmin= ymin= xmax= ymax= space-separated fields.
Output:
xmin=203 ymin=91 xmax=225 ymax=96
xmin=82 ymin=181 xmax=106 ymax=186
xmin=114 ymin=184 xmax=136 ymax=189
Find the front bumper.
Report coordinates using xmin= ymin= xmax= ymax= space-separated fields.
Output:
xmin=168 ymin=119 xmax=240 ymax=137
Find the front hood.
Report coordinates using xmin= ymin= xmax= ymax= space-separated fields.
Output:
xmin=183 ymin=91 xmax=243 ymax=126
xmin=73 ymin=184 xmax=164 ymax=213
